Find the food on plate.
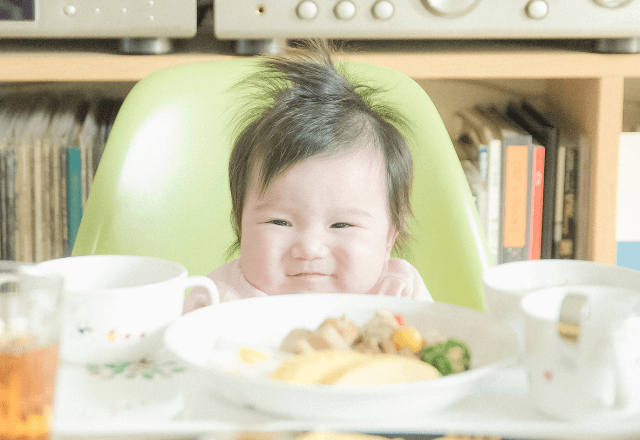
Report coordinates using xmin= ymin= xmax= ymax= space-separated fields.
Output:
xmin=270 ymin=349 xmax=440 ymax=385
xmin=296 ymin=432 xmax=404 ymax=440
xmin=421 ymin=339 xmax=471 ymax=376
xmin=238 ymin=346 xmax=269 ymax=365
xmin=292 ymin=432 xmax=500 ymax=440
xmin=271 ymin=308 xmax=470 ymax=385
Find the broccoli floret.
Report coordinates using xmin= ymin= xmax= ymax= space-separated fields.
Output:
xmin=420 ymin=339 xmax=470 ymax=376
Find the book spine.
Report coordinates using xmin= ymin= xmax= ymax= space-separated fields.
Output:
xmin=486 ymin=139 xmax=502 ymax=265
xmin=529 ymin=146 xmax=545 ymax=260
xmin=478 ymin=145 xmax=488 ymax=181
xmin=41 ymin=137 xmax=52 ymax=262
xmin=476 ymin=144 xmax=489 ymax=241
xmin=51 ymin=140 xmax=63 ymax=259
xmin=67 ymin=146 xmax=83 ymax=253
xmin=558 ymin=146 xmax=578 ymax=259
xmin=575 ymin=135 xmax=592 ymax=261
xmin=553 ymin=145 xmax=567 ymax=257
xmin=15 ymin=140 xmax=31 ymax=262
xmin=500 ymin=137 xmax=533 ymax=264
xmin=5 ymin=148 xmax=17 ymax=261
xmin=60 ymin=146 xmax=69 ymax=257
xmin=0 ymin=147 xmax=6 ymax=260
xmin=540 ymin=133 xmax=557 ymax=260
xmin=32 ymin=138 xmax=44 ymax=263
xmin=85 ymin=138 xmax=94 ymax=198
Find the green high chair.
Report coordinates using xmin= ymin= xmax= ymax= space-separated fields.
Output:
xmin=72 ymin=56 xmax=490 ymax=311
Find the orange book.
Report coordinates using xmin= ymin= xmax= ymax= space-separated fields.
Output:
xmin=500 ymin=133 xmax=533 ymax=263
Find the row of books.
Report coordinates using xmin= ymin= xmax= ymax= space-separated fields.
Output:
xmin=0 ymin=92 xmax=123 ymax=262
xmin=453 ymin=100 xmax=591 ymax=265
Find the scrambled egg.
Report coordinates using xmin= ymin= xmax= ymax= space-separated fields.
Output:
xmin=270 ymin=349 xmax=441 ymax=386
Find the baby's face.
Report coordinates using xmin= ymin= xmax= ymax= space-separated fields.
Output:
xmin=239 ymin=145 xmax=397 ymax=295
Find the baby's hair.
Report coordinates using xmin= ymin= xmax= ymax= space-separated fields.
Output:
xmin=228 ymin=39 xmax=414 ymax=257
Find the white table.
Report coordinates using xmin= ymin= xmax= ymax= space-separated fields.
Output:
xmin=51 ymin=349 xmax=640 ymax=440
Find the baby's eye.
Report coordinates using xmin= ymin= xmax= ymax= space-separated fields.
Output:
xmin=330 ymin=222 xmax=353 ymax=229
xmin=267 ymin=219 xmax=291 ymax=227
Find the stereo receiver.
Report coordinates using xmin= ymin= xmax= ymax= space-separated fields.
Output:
xmin=0 ymin=0 xmax=196 ymax=53
xmin=214 ymin=0 xmax=640 ymax=53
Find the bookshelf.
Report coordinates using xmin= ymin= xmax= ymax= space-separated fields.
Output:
xmin=1 ymin=36 xmax=637 ymax=265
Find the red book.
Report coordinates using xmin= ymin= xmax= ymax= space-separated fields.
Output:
xmin=529 ymin=145 xmax=545 ymax=260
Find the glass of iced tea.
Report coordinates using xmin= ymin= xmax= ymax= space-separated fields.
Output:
xmin=0 ymin=261 xmax=63 ymax=440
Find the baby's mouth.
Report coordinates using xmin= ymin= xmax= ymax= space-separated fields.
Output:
xmin=289 ymin=272 xmax=334 ymax=279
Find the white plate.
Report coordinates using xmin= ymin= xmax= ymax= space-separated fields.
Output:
xmin=163 ymin=294 xmax=518 ymax=421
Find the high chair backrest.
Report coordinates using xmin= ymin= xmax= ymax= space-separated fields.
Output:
xmin=72 ymin=57 xmax=490 ymax=311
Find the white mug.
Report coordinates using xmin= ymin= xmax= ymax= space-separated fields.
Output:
xmin=482 ymin=259 xmax=640 ymax=354
xmin=34 ymin=255 xmax=219 ymax=364
xmin=521 ymin=285 xmax=640 ymax=420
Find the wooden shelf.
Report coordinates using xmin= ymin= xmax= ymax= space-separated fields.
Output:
xmin=4 ymin=38 xmax=640 ymax=81
xmin=1 ymin=37 xmax=636 ymax=265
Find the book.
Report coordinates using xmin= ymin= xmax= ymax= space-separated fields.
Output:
xmin=557 ymin=144 xmax=579 ymax=259
xmin=41 ymin=136 xmax=53 ymax=262
xmin=574 ymin=134 xmax=592 ymax=261
xmin=499 ymin=132 xmax=534 ymax=264
xmin=15 ymin=137 xmax=32 ymax=263
xmin=553 ymin=144 xmax=567 ymax=254
xmin=0 ymin=101 xmax=8 ymax=260
xmin=66 ymin=145 xmax=83 ymax=253
xmin=529 ymin=145 xmax=545 ymax=260
xmin=506 ymin=100 xmax=559 ymax=259
xmin=5 ymin=147 xmax=16 ymax=261
xmin=51 ymin=135 xmax=63 ymax=260
xmin=616 ymin=132 xmax=640 ymax=271
xmin=59 ymin=143 xmax=69 ymax=257
xmin=0 ymin=146 xmax=6 ymax=259
xmin=32 ymin=136 xmax=44 ymax=262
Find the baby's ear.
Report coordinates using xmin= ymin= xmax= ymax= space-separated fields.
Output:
xmin=386 ymin=227 xmax=399 ymax=253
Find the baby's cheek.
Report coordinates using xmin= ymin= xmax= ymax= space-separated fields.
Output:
xmin=335 ymin=248 xmax=387 ymax=293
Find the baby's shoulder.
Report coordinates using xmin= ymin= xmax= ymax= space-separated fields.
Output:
xmin=385 ymin=258 xmax=419 ymax=277
xmin=208 ymin=259 xmax=241 ymax=278
xmin=385 ymin=258 xmax=432 ymax=301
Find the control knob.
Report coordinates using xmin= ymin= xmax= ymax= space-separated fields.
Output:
xmin=421 ymin=0 xmax=479 ymax=16
xmin=297 ymin=1 xmax=318 ymax=20
xmin=372 ymin=0 xmax=394 ymax=20
xmin=525 ymin=0 xmax=548 ymax=19
xmin=334 ymin=1 xmax=356 ymax=19
xmin=593 ymin=0 xmax=632 ymax=7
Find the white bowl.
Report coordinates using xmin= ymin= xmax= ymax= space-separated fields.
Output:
xmin=164 ymin=294 xmax=518 ymax=421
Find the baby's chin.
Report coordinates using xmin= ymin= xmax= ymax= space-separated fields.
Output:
xmin=264 ymin=278 xmax=372 ymax=295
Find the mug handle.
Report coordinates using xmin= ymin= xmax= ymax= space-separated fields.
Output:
xmin=0 ymin=274 xmax=19 ymax=287
xmin=183 ymin=276 xmax=220 ymax=306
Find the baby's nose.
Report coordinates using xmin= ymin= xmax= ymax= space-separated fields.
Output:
xmin=291 ymin=233 xmax=329 ymax=260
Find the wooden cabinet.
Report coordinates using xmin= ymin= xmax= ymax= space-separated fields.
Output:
xmin=2 ymin=37 xmax=636 ymax=265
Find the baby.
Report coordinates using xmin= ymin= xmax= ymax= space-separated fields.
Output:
xmin=183 ymin=40 xmax=432 ymax=313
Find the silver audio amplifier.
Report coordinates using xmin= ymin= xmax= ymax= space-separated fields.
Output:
xmin=0 ymin=0 xmax=196 ymax=38
xmin=214 ymin=0 xmax=640 ymax=52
